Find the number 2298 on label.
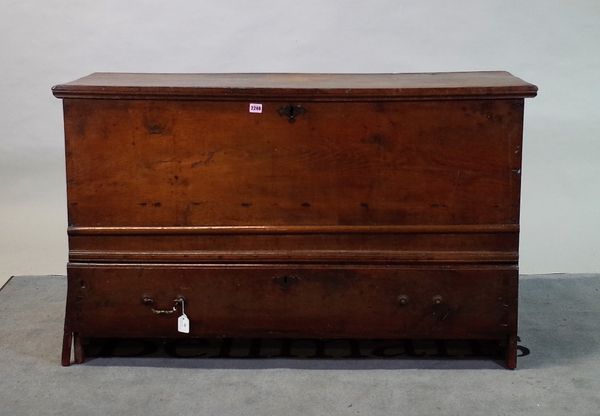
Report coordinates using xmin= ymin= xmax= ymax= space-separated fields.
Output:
xmin=249 ymin=103 xmax=263 ymax=113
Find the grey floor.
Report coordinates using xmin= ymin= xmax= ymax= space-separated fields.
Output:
xmin=1 ymin=275 xmax=599 ymax=416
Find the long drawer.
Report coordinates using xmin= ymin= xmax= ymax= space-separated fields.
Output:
xmin=67 ymin=264 xmax=517 ymax=339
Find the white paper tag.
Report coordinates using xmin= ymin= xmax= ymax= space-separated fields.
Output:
xmin=178 ymin=313 xmax=190 ymax=333
xmin=249 ymin=103 xmax=263 ymax=113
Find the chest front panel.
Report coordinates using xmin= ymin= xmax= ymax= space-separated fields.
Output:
xmin=64 ymin=99 xmax=523 ymax=228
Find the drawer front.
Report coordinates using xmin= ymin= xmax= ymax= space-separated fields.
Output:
xmin=67 ymin=264 xmax=517 ymax=339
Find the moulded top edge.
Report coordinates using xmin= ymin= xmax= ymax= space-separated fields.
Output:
xmin=52 ymin=71 xmax=538 ymax=100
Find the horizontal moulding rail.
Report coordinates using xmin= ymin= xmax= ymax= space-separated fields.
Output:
xmin=68 ymin=224 xmax=520 ymax=236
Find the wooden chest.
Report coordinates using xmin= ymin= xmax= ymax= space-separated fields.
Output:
xmin=53 ymin=72 xmax=537 ymax=368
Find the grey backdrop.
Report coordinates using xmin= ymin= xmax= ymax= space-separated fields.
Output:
xmin=1 ymin=0 xmax=599 ymax=285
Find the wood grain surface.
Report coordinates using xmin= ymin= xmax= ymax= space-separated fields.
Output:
xmin=64 ymin=99 xmax=524 ymax=228
xmin=52 ymin=71 xmax=537 ymax=100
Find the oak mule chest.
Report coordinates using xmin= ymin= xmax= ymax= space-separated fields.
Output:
xmin=53 ymin=72 xmax=537 ymax=368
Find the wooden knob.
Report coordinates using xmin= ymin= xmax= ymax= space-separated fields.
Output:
xmin=397 ymin=295 xmax=409 ymax=305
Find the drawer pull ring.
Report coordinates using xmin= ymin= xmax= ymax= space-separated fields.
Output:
xmin=142 ymin=296 xmax=184 ymax=315
xmin=278 ymin=104 xmax=306 ymax=123
xmin=432 ymin=295 xmax=443 ymax=305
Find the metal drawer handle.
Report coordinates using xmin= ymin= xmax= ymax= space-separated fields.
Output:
xmin=142 ymin=296 xmax=184 ymax=315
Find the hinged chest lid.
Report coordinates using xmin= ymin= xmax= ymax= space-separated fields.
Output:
xmin=52 ymin=71 xmax=537 ymax=101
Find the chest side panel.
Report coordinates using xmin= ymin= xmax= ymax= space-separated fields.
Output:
xmin=64 ymin=99 xmax=523 ymax=228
